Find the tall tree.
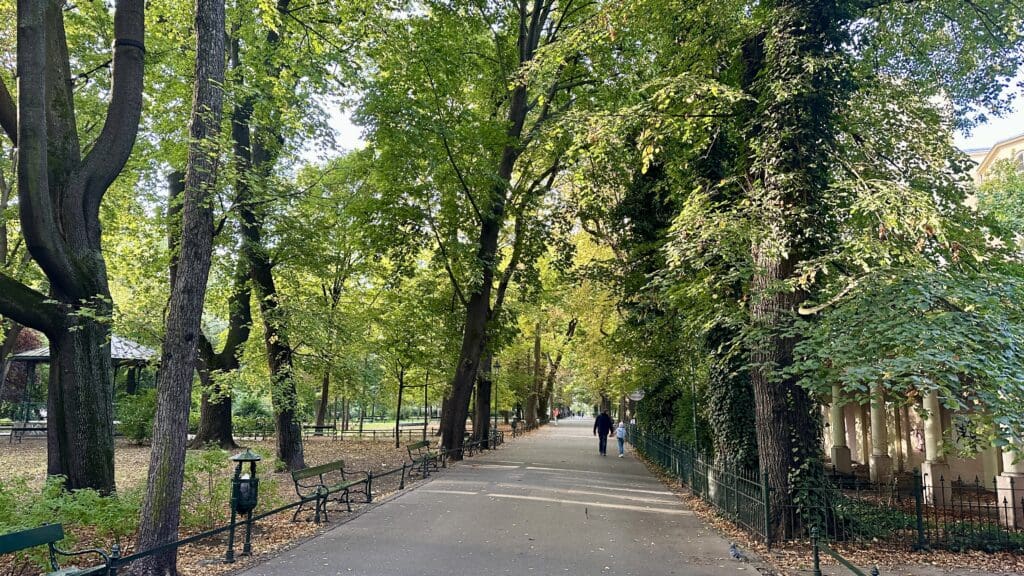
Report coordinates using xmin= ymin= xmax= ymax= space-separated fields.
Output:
xmin=134 ymin=0 xmax=226 ymax=571
xmin=0 ymin=0 xmax=145 ymax=492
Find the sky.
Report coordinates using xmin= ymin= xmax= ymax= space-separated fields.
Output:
xmin=956 ymin=100 xmax=1024 ymax=151
xmin=326 ymin=93 xmax=1023 ymax=154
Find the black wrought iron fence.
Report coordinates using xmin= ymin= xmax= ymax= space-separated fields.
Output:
xmin=628 ymin=425 xmax=1024 ymax=553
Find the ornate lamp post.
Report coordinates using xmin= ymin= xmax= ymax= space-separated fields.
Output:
xmin=225 ymin=449 xmax=261 ymax=563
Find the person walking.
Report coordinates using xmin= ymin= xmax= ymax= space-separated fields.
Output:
xmin=615 ymin=421 xmax=627 ymax=457
xmin=593 ymin=409 xmax=613 ymax=456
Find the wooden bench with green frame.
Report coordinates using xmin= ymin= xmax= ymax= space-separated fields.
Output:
xmin=0 ymin=524 xmax=111 ymax=575
xmin=406 ymin=439 xmax=440 ymax=476
xmin=290 ymin=460 xmax=370 ymax=522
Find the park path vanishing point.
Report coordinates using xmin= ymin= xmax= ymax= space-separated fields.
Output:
xmin=238 ymin=419 xmax=753 ymax=576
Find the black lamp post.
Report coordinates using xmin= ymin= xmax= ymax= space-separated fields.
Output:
xmin=226 ymin=449 xmax=261 ymax=563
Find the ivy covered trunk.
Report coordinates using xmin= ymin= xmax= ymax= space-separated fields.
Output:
xmin=741 ymin=0 xmax=852 ymax=541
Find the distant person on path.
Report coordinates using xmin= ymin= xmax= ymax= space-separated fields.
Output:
xmin=616 ymin=421 xmax=627 ymax=457
xmin=593 ymin=409 xmax=613 ymax=456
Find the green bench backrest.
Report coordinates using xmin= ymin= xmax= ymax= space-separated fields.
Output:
xmin=407 ymin=440 xmax=430 ymax=451
xmin=292 ymin=461 xmax=345 ymax=481
xmin=0 ymin=524 xmax=63 ymax=555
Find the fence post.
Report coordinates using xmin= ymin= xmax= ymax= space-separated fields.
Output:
xmin=811 ymin=526 xmax=822 ymax=576
xmin=367 ymin=471 xmax=375 ymax=502
xmin=761 ymin=469 xmax=772 ymax=550
xmin=399 ymin=462 xmax=407 ymax=490
xmin=912 ymin=469 xmax=926 ymax=550
xmin=108 ymin=543 xmax=121 ymax=576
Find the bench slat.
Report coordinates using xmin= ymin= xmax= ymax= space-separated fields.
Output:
xmin=0 ymin=524 xmax=64 ymax=555
xmin=292 ymin=461 xmax=345 ymax=480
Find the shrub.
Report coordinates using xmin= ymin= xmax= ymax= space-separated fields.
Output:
xmin=181 ymin=449 xmax=231 ymax=530
xmin=116 ymin=389 xmax=157 ymax=444
xmin=234 ymin=395 xmax=271 ymax=419
xmin=0 ymin=476 xmax=141 ymax=573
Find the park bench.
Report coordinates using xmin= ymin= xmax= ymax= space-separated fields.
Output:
xmin=0 ymin=524 xmax=110 ymax=575
xmin=290 ymin=460 xmax=369 ymax=522
xmin=407 ymin=439 xmax=440 ymax=476
xmin=301 ymin=424 xmax=337 ymax=437
xmin=7 ymin=423 xmax=46 ymax=444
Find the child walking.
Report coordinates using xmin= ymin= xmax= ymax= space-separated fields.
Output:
xmin=616 ymin=421 xmax=627 ymax=457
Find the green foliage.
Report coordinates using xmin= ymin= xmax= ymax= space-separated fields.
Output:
xmin=234 ymin=394 xmax=272 ymax=419
xmin=832 ymin=497 xmax=917 ymax=541
xmin=0 ymin=476 xmax=141 ymax=572
xmin=791 ymin=268 xmax=1024 ymax=449
xmin=116 ymin=389 xmax=157 ymax=444
xmin=181 ymin=450 xmax=231 ymax=530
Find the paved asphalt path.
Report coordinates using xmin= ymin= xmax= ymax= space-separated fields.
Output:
xmin=238 ymin=420 xmax=753 ymax=576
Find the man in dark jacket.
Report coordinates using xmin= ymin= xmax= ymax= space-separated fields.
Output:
xmin=593 ymin=409 xmax=614 ymax=456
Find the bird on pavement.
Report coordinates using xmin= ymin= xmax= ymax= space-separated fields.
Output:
xmin=729 ymin=542 xmax=748 ymax=562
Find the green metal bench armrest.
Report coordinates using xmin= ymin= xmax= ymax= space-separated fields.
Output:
xmin=51 ymin=544 xmax=110 ymax=574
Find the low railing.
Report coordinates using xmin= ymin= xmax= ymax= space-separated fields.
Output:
xmin=628 ymin=426 xmax=1024 ymax=553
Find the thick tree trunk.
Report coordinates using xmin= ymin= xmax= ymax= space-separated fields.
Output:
xmin=134 ymin=0 xmax=224 ymax=570
xmin=190 ymin=362 xmax=236 ymax=449
xmin=474 ymin=355 xmax=492 ymax=448
xmin=47 ymin=322 xmax=116 ymax=492
xmin=6 ymin=0 xmax=146 ymax=494
xmin=742 ymin=0 xmax=850 ymax=541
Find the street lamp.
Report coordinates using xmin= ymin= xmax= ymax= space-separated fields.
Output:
xmin=226 ymin=449 xmax=261 ymax=562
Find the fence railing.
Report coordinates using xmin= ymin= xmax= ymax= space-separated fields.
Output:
xmin=628 ymin=426 xmax=1024 ymax=553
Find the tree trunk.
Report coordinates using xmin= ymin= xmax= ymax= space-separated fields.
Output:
xmin=3 ymin=0 xmax=146 ymax=494
xmin=316 ymin=368 xmax=330 ymax=430
xmin=134 ymin=0 xmax=224 ymax=569
xmin=190 ymin=256 xmax=250 ymax=449
xmin=394 ymin=370 xmax=404 ymax=448
xmin=474 ymin=355 xmax=492 ymax=448
xmin=230 ymin=5 xmax=305 ymax=469
xmin=742 ymin=0 xmax=850 ymax=541
xmin=526 ymin=324 xmax=541 ymax=426
xmin=47 ymin=322 xmax=116 ymax=492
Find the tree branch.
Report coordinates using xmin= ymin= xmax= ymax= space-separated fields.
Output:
xmin=426 ymin=211 xmax=468 ymax=307
xmin=0 ymin=79 xmax=16 ymax=144
xmin=0 ymin=272 xmax=60 ymax=333
xmin=78 ymin=0 xmax=146 ymax=242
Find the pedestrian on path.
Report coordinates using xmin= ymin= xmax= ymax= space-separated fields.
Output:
xmin=593 ymin=409 xmax=613 ymax=455
xmin=616 ymin=421 xmax=626 ymax=457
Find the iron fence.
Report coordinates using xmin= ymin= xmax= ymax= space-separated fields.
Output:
xmin=628 ymin=426 xmax=1024 ymax=553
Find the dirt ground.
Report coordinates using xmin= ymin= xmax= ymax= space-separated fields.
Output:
xmin=0 ymin=434 xmax=445 ymax=576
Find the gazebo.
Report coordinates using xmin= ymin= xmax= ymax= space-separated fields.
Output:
xmin=4 ymin=335 xmax=157 ymax=423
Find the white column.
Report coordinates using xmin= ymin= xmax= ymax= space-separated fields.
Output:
xmin=858 ymin=404 xmax=871 ymax=471
xmin=869 ymin=383 xmax=892 ymax=483
xmin=998 ymin=443 xmax=1024 ymax=529
xmin=920 ymin=390 xmax=951 ymax=506
xmin=830 ymin=384 xmax=852 ymax=474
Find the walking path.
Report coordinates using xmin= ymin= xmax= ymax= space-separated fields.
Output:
xmin=238 ymin=420 xmax=753 ymax=576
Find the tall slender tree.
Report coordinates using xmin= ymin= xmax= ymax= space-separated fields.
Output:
xmin=134 ymin=0 xmax=226 ymax=571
